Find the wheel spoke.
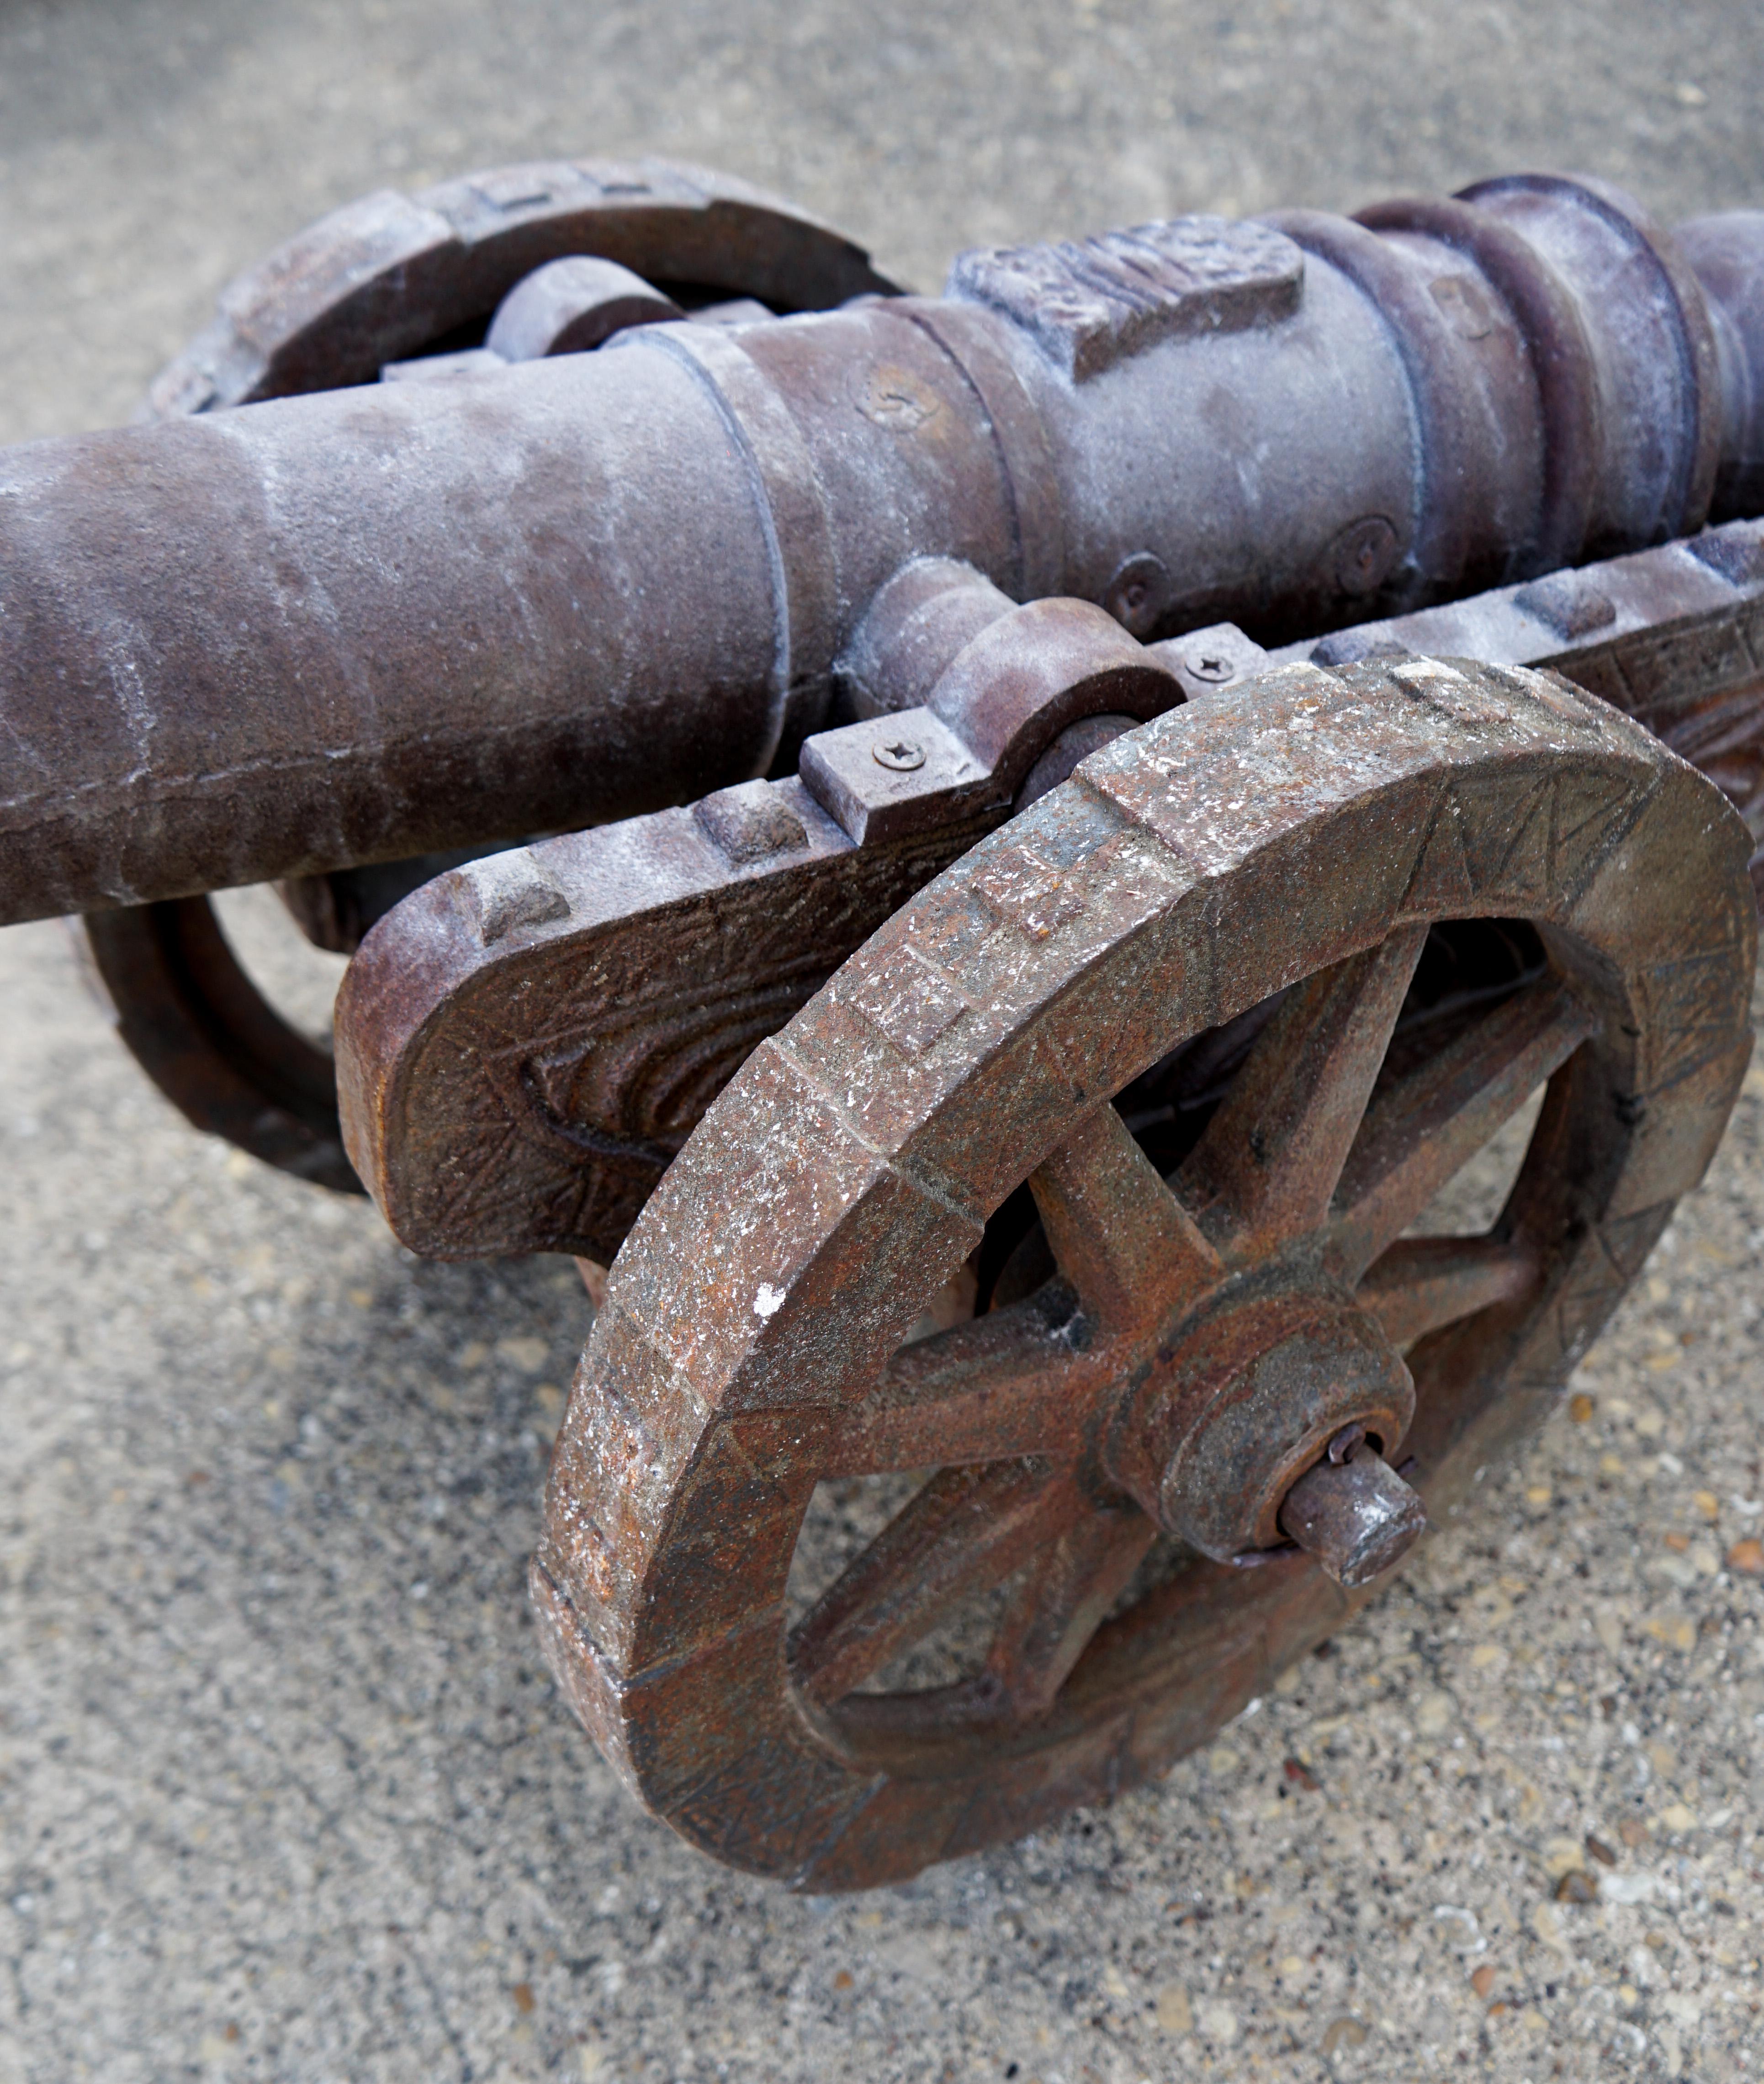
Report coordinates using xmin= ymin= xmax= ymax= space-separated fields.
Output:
xmin=1330 ymin=979 xmax=1594 ymax=1279
xmin=1029 ymin=1101 xmax=1220 ymax=1333
xmin=1356 ymin=1234 xmax=1539 ymax=1348
xmin=1183 ymin=926 xmax=1427 ymax=1247
xmin=789 ymin=1461 xmax=1082 ymax=1707
xmin=821 ymin=1287 xmax=1116 ymax=1475
xmin=982 ymin=1498 xmax=1155 ymax=1718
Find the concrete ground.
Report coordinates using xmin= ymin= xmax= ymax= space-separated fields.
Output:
xmin=3 ymin=2 xmax=1764 ymax=2079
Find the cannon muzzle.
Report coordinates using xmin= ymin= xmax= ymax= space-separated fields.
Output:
xmin=5 ymin=171 xmax=1764 ymax=924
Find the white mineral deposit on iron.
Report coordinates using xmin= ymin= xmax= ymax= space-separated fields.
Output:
xmin=3 ymin=2 xmax=1763 ymax=2079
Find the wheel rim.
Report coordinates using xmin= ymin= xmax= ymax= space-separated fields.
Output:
xmin=87 ymin=160 xmax=896 ymax=1189
xmin=534 ymin=654 xmax=1755 ymax=1888
xmin=81 ymin=897 xmax=357 ymax=1193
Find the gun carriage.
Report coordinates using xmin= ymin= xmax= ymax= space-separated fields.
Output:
xmin=5 ymin=159 xmax=1763 ymax=1887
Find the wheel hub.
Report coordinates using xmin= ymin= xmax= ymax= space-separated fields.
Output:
xmin=1107 ymin=1282 xmax=1418 ymax=1571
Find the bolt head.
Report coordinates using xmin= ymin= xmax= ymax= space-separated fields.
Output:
xmin=1278 ymin=1448 xmax=1427 ymax=1588
xmin=872 ymin=736 xmax=926 ymax=772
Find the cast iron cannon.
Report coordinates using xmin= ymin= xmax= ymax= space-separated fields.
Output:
xmin=5 ymin=159 xmax=1763 ymax=1886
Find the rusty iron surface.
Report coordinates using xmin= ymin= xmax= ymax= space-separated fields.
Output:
xmin=76 ymin=159 xmax=895 ymax=1190
xmin=1277 ymin=1430 xmax=1429 ymax=1588
xmin=338 ymin=525 xmax=1764 ymax=1268
xmin=530 ymin=653 xmax=1755 ymax=1887
xmin=9 ymin=161 xmax=1764 ymax=1201
xmin=334 ymin=600 xmax=1183 ymax=1258
xmin=78 ymin=896 xmax=360 ymax=1193
xmin=143 ymin=154 xmax=897 ymax=414
xmin=9 ymin=174 xmax=1764 ymax=925
xmin=2 ymin=155 xmax=1763 ymax=1893
xmin=11 ymin=161 xmax=1764 ymax=1200
xmin=1269 ymin=515 xmax=1764 ymax=903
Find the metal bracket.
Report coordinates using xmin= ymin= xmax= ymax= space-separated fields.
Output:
xmin=335 ymin=607 xmax=1187 ymax=1259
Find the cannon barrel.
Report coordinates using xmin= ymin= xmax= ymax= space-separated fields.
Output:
xmin=5 ymin=172 xmax=1764 ymax=925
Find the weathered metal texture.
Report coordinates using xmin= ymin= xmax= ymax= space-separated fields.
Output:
xmin=1351 ymin=176 xmax=1722 ymax=575
xmin=143 ymin=155 xmax=895 ymax=414
xmin=335 ymin=602 xmax=1182 ymax=1258
xmin=1269 ymin=515 xmax=1764 ymax=904
xmin=73 ymin=159 xmax=893 ymax=1189
xmin=531 ymin=655 xmax=1756 ymax=1887
xmin=484 ymin=255 xmax=684 ymax=359
xmin=1277 ymin=1430 xmax=1429 ymax=1589
xmin=1679 ymin=212 xmax=1764 ymax=521
xmin=79 ymin=898 xmax=358 ymax=1192
xmin=0 ymin=160 xmax=896 ymax=931
xmin=6 ymin=157 xmax=1761 ymax=1894
xmin=8 ymin=175 xmax=1764 ymax=928
xmin=339 ymin=527 xmax=1764 ymax=1266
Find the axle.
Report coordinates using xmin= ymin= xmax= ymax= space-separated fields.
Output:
xmin=3 ymin=175 xmax=1763 ymax=923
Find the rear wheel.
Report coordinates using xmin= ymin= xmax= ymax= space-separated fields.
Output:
xmin=85 ymin=159 xmax=896 ymax=1187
